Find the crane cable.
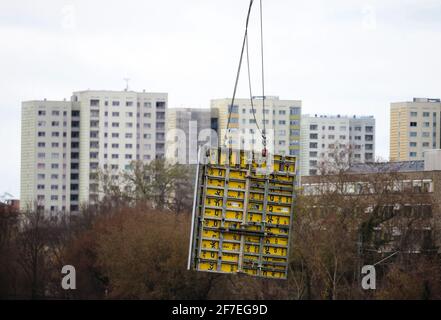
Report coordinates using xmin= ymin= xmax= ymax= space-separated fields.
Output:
xmin=224 ymin=0 xmax=267 ymax=154
xmin=225 ymin=0 xmax=255 ymax=145
xmin=259 ymin=0 xmax=267 ymax=153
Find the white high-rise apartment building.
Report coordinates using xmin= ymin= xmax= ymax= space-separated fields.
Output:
xmin=210 ymin=97 xmax=302 ymax=157
xmin=300 ymin=114 xmax=376 ymax=176
xmin=390 ymin=98 xmax=441 ymax=162
xmin=21 ymin=90 xmax=167 ymax=214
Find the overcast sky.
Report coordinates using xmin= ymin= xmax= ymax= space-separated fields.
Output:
xmin=1 ymin=0 xmax=440 ymax=198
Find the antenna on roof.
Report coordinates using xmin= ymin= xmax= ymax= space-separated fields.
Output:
xmin=124 ymin=78 xmax=130 ymax=91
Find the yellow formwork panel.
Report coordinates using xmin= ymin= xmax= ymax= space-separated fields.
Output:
xmin=263 ymin=246 xmax=288 ymax=257
xmin=189 ymin=148 xmax=297 ymax=280
xmin=206 ymin=188 xmax=246 ymax=199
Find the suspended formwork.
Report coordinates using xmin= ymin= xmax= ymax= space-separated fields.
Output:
xmin=188 ymin=147 xmax=297 ymax=279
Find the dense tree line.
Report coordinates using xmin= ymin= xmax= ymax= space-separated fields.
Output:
xmin=1 ymin=158 xmax=441 ymax=299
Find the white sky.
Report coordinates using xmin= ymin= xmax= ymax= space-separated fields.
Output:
xmin=1 ymin=0 xmax=440 ymax=197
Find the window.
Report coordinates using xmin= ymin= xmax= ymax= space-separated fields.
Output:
xmin=38 ymin=110 xmax=46 ymax=116
xmin=279 ymin=120 xmax=286 ymax=125
xmin=290 ymin=107 xmax=301 ymax=115
xmin=309 ymin=151 xmax=318 ymax=157
xmin=354 ymin=126 xmax=362 ymax=131
xmin=340 ymin=126 xmax=347 ymax=131
xmin=424 ymin=122 xmax=430 ymax=127
xmin=279 ymin=110 xmax=286 ymax=115
xmin=310 ymin=125 xmax=318 ymax=130
xmin=111 ymin=143 xmax=119 ymax=148
xmin=112 ymin=101 xmax=120 ymax=106
xmin=423 ymin=112 xmax=430 ymax=117
xmin=422 ymin=132 xmax=430 ymax=138
xmin=410 ymin=132 xmax=417 ymax=137
xmin=144 ymin=102 xmax=151 ymax=108
xmin=365 ymin=135 xmax=373 ymax=141
xmin=112 ymin=122 xmax=119 ymax=128
xmin=144 ymin=113 xmax=151 ymax=118
xmin=339 ymin=135 xmax=346 ymax=140
xmin=410 ymin=142 xmax=417 ymax=147
xmin=125 ymin=154 xmax=133 ymax=159
xmin=423 ymin=142 xmax=430 ymax=147
xmin=228 ymin=105 xmax=239 ymax=113
xmin=310 ymin=142 xmax=318 ymax=149
xmin=51 ymin=142 xmax=59 ymax=148
xmin=410 ymin=112 xmax=418 ymax=117
xmin=143 ymin=133 xmax=151 ymax=139
xmin=52 ymin=110 xmax=60 ymax=116
xmin=37 ymin=184 xmax=45 ymax=190
xmin=410 ymin=122 xmax=417 ymax=127
xmin=310 ymin=133 xmax=318 ymax=139
xmin=125 ymin=144 xmax=133 ymax=149
xmin=355 ymin=136 xmax=361 ymax=140
xmin=90 ymin=99 xmax=100 ymax=107
xmin=328 ymin=126 xmax=335 ymax=130
xmin=126 ymin=133 xmax=133 ymax=138
xmin=111 ymin=154 xmax=119 ymax=159
xmin=126 ymin=122 xmax=133 ymax=128
xmin=126 ymin=101 xmax=133 ymax=107
xmin=112 ymin=133 xmax=119 ymax=138
xmin=38 ymin=121 xmax=46 ymax=127
xmin=38 ymin=142 xmax=45 ymax=147
xmin=126 ymin=112 xmax=133 ymax=117
xmin=409 ymin=152 xmax=417 ymax=157
xmin=112 ymin=112 xmax=120 ymax=117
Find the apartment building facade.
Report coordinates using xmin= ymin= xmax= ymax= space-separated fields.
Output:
xmin=21 ymin=90 xmax=167 ymax=214
xmin=210 ymin=97 xmax=302 ymax=157
xmin=390 ymin=98 xmax=441 ymax=162
xmin=165 ymin=108 xmax=212 ymax=164
xmin=300 ymin=114 xmax=376 ymax=177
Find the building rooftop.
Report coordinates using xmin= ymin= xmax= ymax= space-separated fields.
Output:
xmin=348 ymin=161 xmax=425 ymax=174
xmin=303 ymin=114 xmax=375 ymax=120
xmin=413 ymin=98 xmax=440 ymax=103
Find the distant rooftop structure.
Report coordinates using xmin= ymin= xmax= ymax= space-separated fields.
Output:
xmin=412 ymin=98 xmax=440 ymax=103
xmin=348 ymin=161 xmax=425 ymax=174
xmin=348 ymin=150 xmax=441 ymax=174
xmin=303 ymin=114 xmax=374 ymax=120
